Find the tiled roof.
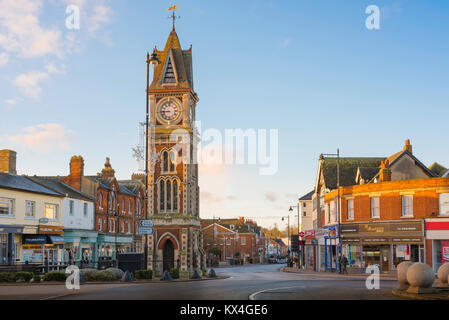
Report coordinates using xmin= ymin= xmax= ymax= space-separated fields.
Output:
xmin=299 ymin=190 xmax=315 ymax=201
xmin=322 ymin=157 xmax=385 ymax=189
xmin=28 ymin=176 xmax=94 ymax=201
xmin=0 ymin=173 xmax=62 ymax=196
xmin=149 ymin=29 xmax=194 ymax=91
xmin=357 ymin=167 xmax=380 ymax=181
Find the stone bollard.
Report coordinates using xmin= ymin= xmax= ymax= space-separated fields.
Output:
xmin=437 ymin=263 xmax=449 ymax=287
xmin=397 ymin=261 xmax=413 ymax=291
xmin=190 ymin=269 xmax=202 ymax=279
xmin=160 ymin=270 xmax=173 ymax=281
xmin=406 ymin=262 xmax=435 ymax=294
xmin=208 ymin=268 xmax=217 ymax=278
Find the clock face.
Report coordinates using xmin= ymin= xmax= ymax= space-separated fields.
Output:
xmin=160 ymin=101 xmax=179 ymax=121
xmin=156 ymin=97 xmax=182 ymax=124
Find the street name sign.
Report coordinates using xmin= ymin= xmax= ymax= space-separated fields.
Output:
xmin=139 ymin=220 xmax=154 ymax=227
xmin=139 ymin=226 xmax=154 ymax=235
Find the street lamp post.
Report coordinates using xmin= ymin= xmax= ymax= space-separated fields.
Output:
xmin=290 ymin=202 xmax=303 ymax=268
xmin=282 ymin=214 xmax=290 ymax=258
xmin=320 ymin=149 xmax=341 ymax=271
xmin=144 ymin=49 xmax=159 ymax=270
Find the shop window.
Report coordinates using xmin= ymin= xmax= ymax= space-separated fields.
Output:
xmin=0 ymin=197 xmax=14 ymax=217
xmin=371 ymin=197 xmax=380 ymax=218
xmin=401 ymin=195 xmax=413 ymax=217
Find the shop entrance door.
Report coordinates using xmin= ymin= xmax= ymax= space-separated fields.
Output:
xmin=163 ymin=240 xmax=174 ymax=272
xmin=381 ymin=246 xmax=390 ymax=272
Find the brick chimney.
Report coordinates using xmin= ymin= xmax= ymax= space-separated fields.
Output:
xmin=379 ymin=160 xmax=392 ymax=182
xmin=101 ymin=157 xmax=115 ymax=178
xmin=404 ymin=139 xmax=413 ymax=154
xmin=64 ymin=155 xmax=84 ymax=190
xmin=0 ymin=150 xmax=17 ymax=174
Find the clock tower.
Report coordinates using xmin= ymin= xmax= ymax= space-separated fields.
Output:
xmin=145 ymin=25 xmax=205 ymax=275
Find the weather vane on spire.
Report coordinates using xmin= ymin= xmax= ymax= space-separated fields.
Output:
xmin=168 ymin=4 xmax=180 ymax=30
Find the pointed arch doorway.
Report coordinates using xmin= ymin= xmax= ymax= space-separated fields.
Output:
xmin=163 ymin=239 xmax=175 ymax=272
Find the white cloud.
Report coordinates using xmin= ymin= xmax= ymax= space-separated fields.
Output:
xmin=45 ymin=62 xmax=66 ymax=74
xmin=0 ymin=52 xmax=8 ymax=66
xmin=88 ymin=5 xmax=113 ymax=35
xmin=13 ymin=71 xmax=50 ymax=99
xmin=7 ymin=123 xmax=72 ymax=152
xmin=0 ymin=0 xmax=63 ymax=58
xmin=4 ymin=98 xmax=19 ymax=105
xmin=264 ymin=191 xmax=278 ymax=202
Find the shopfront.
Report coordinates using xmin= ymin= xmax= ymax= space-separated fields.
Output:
xmin=0 ymin=225 xmax=23 ymax=265
xmin=341 ymin=221 xmax=424 ymax=273
xmin=425 ymin=218 xmax=449 ymax=273
xmin=324 ymin=225 xmax=339 ymax=271
xmin=96 ymin=234 xmax=133 ymax=260
xmin=64 ymin=230 xmax=98 ymax=266
xmin=304 ymin=230 xmax=317 ymax=271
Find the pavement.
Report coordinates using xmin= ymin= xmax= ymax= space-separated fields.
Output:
xmin=0 ymin=264 xmax=405 ymax=300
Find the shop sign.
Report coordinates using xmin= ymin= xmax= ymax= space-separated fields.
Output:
xmin=38 ymin=225 xmax=64 ymax=235
xmin=305 ymin=230 xmax=315 ymax=238
xmin=325 ymin=225 xmax=338 ymax=238
xmin=342 ymin=238 xmax=360 ymax=243
xmin=341 ymin=222 xmax=422 ymax=235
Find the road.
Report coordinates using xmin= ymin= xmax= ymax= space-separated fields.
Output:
xmin=0 ymin=264 xmax=402 ymax=300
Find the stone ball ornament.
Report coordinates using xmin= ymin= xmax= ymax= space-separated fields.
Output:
xmin=437 ymin=263 xmax=449 ymax=287
xmin=406 ymin=263 xmax=435 ymax=288
xmin=397 ymin=261 xmax=413 ymax=286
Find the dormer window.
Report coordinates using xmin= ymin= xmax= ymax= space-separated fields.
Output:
xmin=162 ymin=55 xmax=176 ymax=84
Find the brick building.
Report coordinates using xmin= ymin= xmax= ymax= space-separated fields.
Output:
xmin=202 ymin=218 xmax=266 ymax=265
xmin=319 ymin=140 xmax=449 ymax=273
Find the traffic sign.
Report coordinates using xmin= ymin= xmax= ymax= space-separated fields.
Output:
xmin=138 ymin=226 xmax=153 ymax=235
xmin=299 ymin=232 xmax=305 ymax=238
xmin=140 ymin=220 xmax=154 ymax=227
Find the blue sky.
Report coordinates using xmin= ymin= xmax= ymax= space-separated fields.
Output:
xmin=1 ymin=0 xmax=448 ymax=228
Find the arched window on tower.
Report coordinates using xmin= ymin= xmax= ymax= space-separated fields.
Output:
xmin=166 ymin=180 xmax=172 ymax=211
xmin=163 ymin=151 xmax=169 ymax=172
xmin=169 ymin=150 xmax=176 ymax=172
xmin=173 ymin=180 xmax=178 ymax=212
xmin=159 ymin=180 xmax=165 ymax=213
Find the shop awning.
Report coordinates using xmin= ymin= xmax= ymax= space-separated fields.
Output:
xmin=22 ymin=235 xmax=47 ymax=244
xmin=48 ymin=235 xmax=65 ymax=244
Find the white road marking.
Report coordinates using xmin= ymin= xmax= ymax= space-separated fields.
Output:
xmin=248 ymin=286 xmax=298 ymax=300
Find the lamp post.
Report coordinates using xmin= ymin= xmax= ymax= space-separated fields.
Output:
xmin=320 ymin=149 xmax=341 ymax=271
xmin=290 ymin=202 xmax=302 ymax=268
xmin=144 ymin=49 xmax=159 ymax=270
xmin=281 ymin=214 xmax=290 ymax=258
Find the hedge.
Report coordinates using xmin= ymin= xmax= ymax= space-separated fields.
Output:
xmin=0 ymin=272 xmax=17 ymax=283
xmin=169 ymin=267 xmax=179 ymax=279
xmin=135 ymin=270 xmax=152 ymax=280
xmin=43 ymin=271 xmax=67 ymax=282
xmin=15 ymin=272 xmax=34 ymax=282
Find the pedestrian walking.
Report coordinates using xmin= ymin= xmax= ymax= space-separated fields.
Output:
xmin=340 ymin=255 xmax=348 ymax=274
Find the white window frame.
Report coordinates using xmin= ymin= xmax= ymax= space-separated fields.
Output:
xmin=402 ymin=195 xmax=413 ymax=217
xmin=347 ymin=199 xmax=354 ymax=220
xmin=241 ymin=236 xmax=246 ymax=245
xmin=371 ymin=197 xmax=380 ymax=218
xmin=25 ymin=200 xmax=35 ymax=219
xmin=44 ymin=203 xmax=58 ymax=220
xmin=83 ymin=203 xmax=88 ymax=217
xmin=69 ymin=200 xmax=74 ymax=215
xmin=439 ymin=193 xmax=449 ymax=216
xmin=0 ymin=197 xmax=14 ymax=217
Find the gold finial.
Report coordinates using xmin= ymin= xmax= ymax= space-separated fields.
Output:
xmin=168 ymin=4 xmax=180 ymax=30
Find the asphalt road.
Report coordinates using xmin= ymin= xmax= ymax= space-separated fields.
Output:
xmin=0 ymin=264 xmax=403 ymax=300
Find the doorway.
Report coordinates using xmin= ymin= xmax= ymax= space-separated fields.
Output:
xmin=163 ymin=239 xmax=174 ymax=272
xmin=380 ymin=245 xmax=390 ymax=272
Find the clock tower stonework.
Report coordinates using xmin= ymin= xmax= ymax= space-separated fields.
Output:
xmin=146 ymin=27 xmax=205 ymax=274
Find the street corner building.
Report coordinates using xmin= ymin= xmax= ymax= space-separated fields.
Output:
xmin=145 ymin=25 xmax=205 ymax=275
xmin=314 ymin=140 xmax=449 ymax=274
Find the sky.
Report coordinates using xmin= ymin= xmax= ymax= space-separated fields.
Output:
xmin=1 ymin=0 xmax=448 ymax=229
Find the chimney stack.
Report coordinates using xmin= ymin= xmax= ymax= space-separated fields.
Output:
xmin=64 ymin=155 xmax=84 ymax=191
xmin=404 ymin=139 xmax=413 ymax=154
xmin=379 ymin=160 xmax=392 ymax=182
xmin=0 ymin=150 xmax=17 ymax=174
